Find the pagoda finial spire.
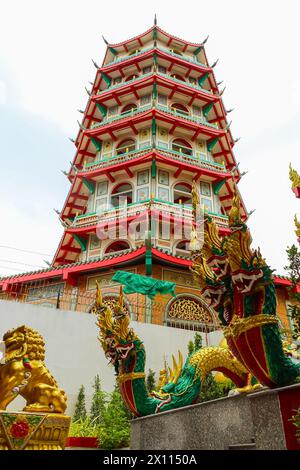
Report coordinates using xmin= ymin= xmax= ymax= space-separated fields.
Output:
xmin=154 ymin=13 xmax=157 ymax=25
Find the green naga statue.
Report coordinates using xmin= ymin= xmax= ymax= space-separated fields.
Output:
xmin=190 ymin=186 xmax=300 ymax=388
xmin=95 ymin=187 xmax=299 ymax=416
xmin=94 ymin=284 xmax=254 ymax=417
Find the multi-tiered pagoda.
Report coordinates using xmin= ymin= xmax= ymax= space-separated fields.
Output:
xmin=0 ymin=23 xmax=293 ymax=333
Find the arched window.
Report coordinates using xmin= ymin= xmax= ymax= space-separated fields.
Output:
xmin=174 ymin=240 xmax=190 ymax=257
xmin=116 ymin=139 xmax=136 ymax=155
xmin=170 ymin=102 xmax=189 ymax=116
xmin=111 ymin=182 xmax=133 ymax=207
xmin=104 ymin=240 xmax=130 ymax=254
xmin=121 ymin=103 xmax=137 ymax=114
xmin=173 ymin=182 xmax=192 ymax=205
xmin=171 ymin=74 xmax=185 ymax=82
xmin=172 ymin=138 xmax=193 ymax=156
xmin=165 ymin=294 xmax=219 ymax=333
xmin=125 ymin=74 xmax=139 ymax=82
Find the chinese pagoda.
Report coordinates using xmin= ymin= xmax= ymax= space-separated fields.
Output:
xmin=0 ymin=22 xmax=293 ymax=334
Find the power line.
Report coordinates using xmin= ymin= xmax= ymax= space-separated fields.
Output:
xmin=0 ymin=266 xmax=33 ymax=272
xmin=0 ymin=260 xmax=45 ymax=268
xmin=0 ymin=245 xmax=52 ymax=257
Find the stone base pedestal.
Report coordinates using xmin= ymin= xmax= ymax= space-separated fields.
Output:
xmin=0 ymin=411 xmax=71 ymax=450
xmin=131 ymin=384 xmax=300 ymax=450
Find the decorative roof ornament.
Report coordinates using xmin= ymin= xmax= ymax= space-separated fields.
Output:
xmin=289 ymin=163 xmax=300 ymax=189
xmin=294 ymin=214 xmax=300 ymax=239
xmin=191 ymin=179 xmax=200 ymax=219
xmin=68 ymin=137 xmax=75 ymax=143
xmin=219 ymin=86 xmax=226 ymax=97
xmin=102 ymin=35 xmax=109 ymax=45
xmin=77 ymin=109 xmax=84 ymax=114
xmin=85 ymin=86 xmax=91 ymax=96
xmin=202 ymin=35 xmax=209 ymax=45
xmin=211 ymin=59 xmax=219 ymax=68
xmin=217 ymin=80 xmax=223 ymax=86
xmin=234 ymin=137 xmax=241 ymax=143
xmin=60 ymin=170 xmax=68 ymax=176
xmin=228 ymin=185 xmax=243 ymax=228
xmin=154 ymin=13 xmax=157 ymax=25
xmin=226 ymin=108 xmax=235 ymax=114
xmin=77 ymin=120 xmax=87 ymax=131
xmin=92 ymin=59 xmax=100 ymax=69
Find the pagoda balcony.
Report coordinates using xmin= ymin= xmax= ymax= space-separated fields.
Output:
xmin=79 ymin=146 xmax=226 ymax=176
xmin=104 ymin=46 xmax=208 ymax=69
xmin=89 ymin=102 xmax=219 ymax=132
xmin=96 ymin=70 xmax=214 ymax=98
xmin=69 ymin=200 xmax=228 ymax=231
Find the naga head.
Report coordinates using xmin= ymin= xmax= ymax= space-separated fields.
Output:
xmin=94 ymin=282 xmax=140 ymax=372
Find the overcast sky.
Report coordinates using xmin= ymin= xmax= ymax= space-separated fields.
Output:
xmin=0 ymin=0 xmax=299 ymax=277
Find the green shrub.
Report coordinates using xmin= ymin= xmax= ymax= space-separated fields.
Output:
xmin=69 ymin=417 xmax=98 ymax=437
xmin=73 ymin=385 xmax=87 ymax=421
xmin=97 ymin=389 xmax=130 ymax=449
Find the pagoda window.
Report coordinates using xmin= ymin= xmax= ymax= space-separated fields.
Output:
xmin=171 ymin=74 xmax=185 ymax=82
xmin=173 ymin=182 xmax=192 ymax=205
xmin=142 ymin=66 xmax=152 ymax=74
xmin=170 ymin=102 xmax=189 ymax=116
xmin=140 ymin=94 xmax=151 ymax=107
xmin=125 ymin=74 xmax=139 ymax=82
xmin=94 ymin=180 xmax=109 ymax=213
xmin=192 ymin=105 xmax=202 ymax=117
xmin=113 ymin=76 xmax=122 ymax=85
xmin=172 ymin=138 xmax=193 ymax=156
xmin=121 ymin=103 xmax=137 ymax=115
xmin=200 ymin=181 xmax=213 ymax=213
xmin=174 ymin=240 xmax=190 ymax=257
xmin=158 ymin=94 xmax=167 ymax=106
xmin=116 ymin=139 xmax=136 ymax=155
xmin=158 ymin=65 xmax=167 ymax=74
xmin=104 ymin=240 xmax=130 ymax=254
xmin=108 ymin=105 xmax=118 ymax=117
xmin=111 ymin=182 xmax=133 ymax=208
xmin=128 ymin=49 xmax=141 ymax=56
xmin=188 ymin=77 xmax=197 ymax=86
xmin=170 ymin=48 xmax=182 ymax=56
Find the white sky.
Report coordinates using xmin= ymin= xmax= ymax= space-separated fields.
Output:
xmin=0 ymin=0 xmax=299 ymax=277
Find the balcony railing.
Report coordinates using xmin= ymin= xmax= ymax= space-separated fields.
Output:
xmin=96 ymin=70 xmax=213 ymax=96
xmin=80 ymin=145 xmax=225 ymax=174
xmin=72 ymin=200 xmax=228 ymax=228
xmin=157 ymin=46 xmax=207 ymax=67
xmin=104 ymin=46 xmax=208 ymax=68
xmin=90 ymin=101 xmax=218 ymax=131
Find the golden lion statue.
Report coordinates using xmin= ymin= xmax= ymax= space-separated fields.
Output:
xmin=0 ymin=325 xmax=67 ymax=413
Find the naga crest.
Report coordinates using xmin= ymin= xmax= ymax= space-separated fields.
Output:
xmin=94 ymin=282 xmax=139 ymax=371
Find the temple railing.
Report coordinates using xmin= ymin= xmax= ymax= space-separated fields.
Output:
xmin=96 ymin=70 xmax=213 ymax=96
xmin=80 ymin=146 xmax=226 ymax=174
xmin=72 ymin=200 xmax=228 ymax=228
xmin=90 ymin=102 xmax=218 ymax=130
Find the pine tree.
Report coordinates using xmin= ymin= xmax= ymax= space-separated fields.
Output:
xmin=188 ymin=340 xmax=194 ymax=355
xmin=194 ymin=332 xmax=202 ymax=351
xmin=73 ymin=385 xmax=87 ymax=421
xmin=146 ymin=369 xmax=156 ymax=392
xmin=98 ymin=388 xmax=130 ymax=450
xmin=90 ymin=375 xmax=107 ymax=426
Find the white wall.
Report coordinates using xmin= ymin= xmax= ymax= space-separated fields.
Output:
xmin=0 ymin=300 xmax=223 ymax=415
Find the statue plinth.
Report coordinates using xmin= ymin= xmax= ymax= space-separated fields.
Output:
xmin=0 ymin=411 xmax=70 ymax=450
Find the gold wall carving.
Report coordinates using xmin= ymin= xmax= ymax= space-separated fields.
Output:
xmin=163 ymin=269 xmax=199 ymax=288
xmin=168 ymin=297 xmax=213 ymax=323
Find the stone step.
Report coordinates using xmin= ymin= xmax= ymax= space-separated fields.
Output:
xmin=228 ymin=442 xmax=256 ymax=450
